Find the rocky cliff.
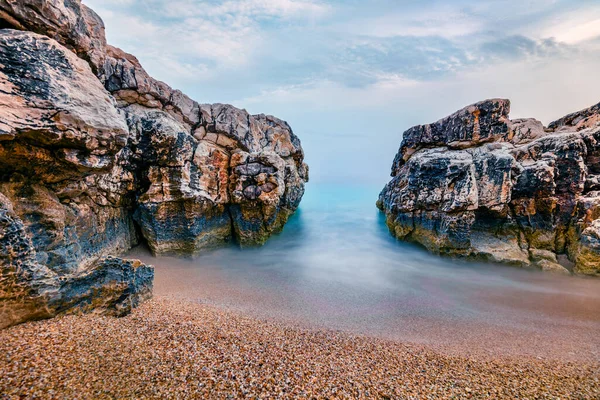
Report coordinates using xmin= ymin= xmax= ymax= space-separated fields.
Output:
xmin=0 ymin=0 xmax=308 ymax=328
xmin=378 ymin=99 xmax=600 ymax=276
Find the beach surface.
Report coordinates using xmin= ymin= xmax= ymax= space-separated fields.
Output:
xmin=1 ymin=295 xmax=599 ymax=399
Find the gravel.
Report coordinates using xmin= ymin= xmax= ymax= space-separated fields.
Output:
xmin=0 ymin=298 xmax=598 ymax=399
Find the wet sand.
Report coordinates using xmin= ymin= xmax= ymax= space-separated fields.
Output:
xmin=148 ymin=253 xmax=600 ymax=364
xmin=1 ymin=298 xmax=598 ymax=399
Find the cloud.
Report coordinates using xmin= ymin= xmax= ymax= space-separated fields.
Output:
xmin=487 ymin=1 xmax=600 ymax=44
xmin=85 ymin=0 xmax=600 ymax=92
xmin=336 ymin=8 xmax=483 ymax=39
xmin=239 ymin=51 xmax=600 ymax=121
xmin=479 ymin=36 xmax=573 ymax=61
xmin=157 ymin=0 xmax=330 ymax=19
xmin=84 ymin=0 xmax=332 ymax=91
xmin=334 ymin=36 xmax=474 ymax=83
xmin=540 ymin=11 xmax=600 ymax=44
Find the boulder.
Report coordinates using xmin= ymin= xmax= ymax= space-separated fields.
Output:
xmin=0 ymin=194 xmax=153 ymax=329
xmin=379 ymin=99 xmax=600 ymax=276
xmin=0 ymin=30 xmax=128 ymax=181
xmin=0 ymin=0 xmax=307 ymax=326
xmin=0 ymin=30 xmax=137 ymax=275
xmin=392 ymin=99 xmax=511 ymax=174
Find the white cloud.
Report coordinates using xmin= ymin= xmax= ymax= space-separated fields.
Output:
xmin=144 ymin=0 xmax=329 ymax=19
xmin=343 ymin=9 xmax=483 ymax=39
xmin=541 ymin=15 xmax=600 ymax=44
xmin=505 ymin=3 xmax=600 ymax=44
xmin=85 ymin=0 xmax=332 ymax=88
xmin=88 ymin=5 xmax=261 ymax=80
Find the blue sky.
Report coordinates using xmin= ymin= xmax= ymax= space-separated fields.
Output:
xmin=85 ymin=0 xmax=600 ymax=185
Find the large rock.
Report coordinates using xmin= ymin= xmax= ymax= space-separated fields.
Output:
xmin=0 ymin=194 xmax=153 ymax=329
xmin=0 ymin=30 xmax=128 ymax=181
xmin=0 ymin=30 xmax=135 ymax=271
xmin=379 ymin=99 xmax=600 ymax=276
xmin=0 ymin=1 xmax=307 ymax=326
xmin=119 ymin=101 xmax=308 ymax=255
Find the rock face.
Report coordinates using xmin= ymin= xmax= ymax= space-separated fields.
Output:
xmin=0 ymin=0 xmax=307 ymax=327
xmin=378 ymin=99 xmax=600 ymax=276
xmin=0 ymin=194 xmax=153 ymax=328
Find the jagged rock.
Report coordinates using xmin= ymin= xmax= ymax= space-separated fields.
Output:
xmin=392 ymin=99 xmax=511 ymax=174
xmin=0 ymin=193 xmax=56 ymax=328
xmin=0 ymin=30 xmax=136 ymax=274
xmin=0 ymin=30 xmax=128 ymax=181
xmin=119 ymin=102 xmax=307 ymax=255
xmin=54 ymin=256 xmax=153 ymax=317
xmin=0 ymin=195 xmax=153 ymax=329
xmin=549 ymin=101 xmax=600 ymax=132
xmin=0 ymin=0 xmax=107 ymax=73
xmin=379 ymin=99 xmax=600 ymax=276
xmin=0 ymin=0 xmax=307 ymax=325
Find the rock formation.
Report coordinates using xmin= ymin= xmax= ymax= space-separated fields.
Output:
xmin=0 ymin=0 xmax=308 ymax=327
xmin=378 ymin=99 xmax=600 ymax=276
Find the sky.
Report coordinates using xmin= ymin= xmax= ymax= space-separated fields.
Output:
xmin=84 ymin=0 xmax=600 ymax=186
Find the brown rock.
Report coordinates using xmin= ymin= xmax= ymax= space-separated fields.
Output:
xmin=0 ymin=0 xmax=308 ymax=326
xmin=0 ymin=0 xmax=107 ymax=73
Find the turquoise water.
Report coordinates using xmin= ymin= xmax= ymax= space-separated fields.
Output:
xmin=129 ymin=184 xmax=600 ymax=360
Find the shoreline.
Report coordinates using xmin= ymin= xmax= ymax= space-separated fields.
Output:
xmin=148 ymin=256 xmax=600 ymax=365
xmin=1 ymin=296 xmax=598 ymax=399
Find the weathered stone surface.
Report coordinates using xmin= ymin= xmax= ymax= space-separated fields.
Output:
xmin=379 ymin=99 xmax=600 ymax=276
xmin=119 ymin=102 xmax=307 ymax=255
xmin=0 ymin=195 xmax=153 ymax=329
xmin=0 ymin=0 xmax=307 ymax=325
xmin=0 ymin=193 xmax=56 ymax=328
xmin=0 ymin=30 xmax=152 ymax=327
xmin=0 ymin=0 xmax=107 ymax=73
xmin=0 ymin=30 xmax=128 ymax=181
xmin=54 ymin=256 xmax=154 ymax=318
xmin=0 ymin=30 xmax=136 ymax=272
xmin=549 ymin=101 xmax=600 ymax=132
xmin=391 ymin=99 xmax=511 ymax=174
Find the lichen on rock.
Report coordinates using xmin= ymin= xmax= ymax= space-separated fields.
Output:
xmin=379 ymin=99 xmax=600 ymax=276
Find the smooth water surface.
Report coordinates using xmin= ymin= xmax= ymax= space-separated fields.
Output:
xmin=128 ymin=184 xmax=600 ymax=361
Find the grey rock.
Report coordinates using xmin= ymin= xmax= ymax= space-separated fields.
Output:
xmin=379 ymin=99 xmax=600 ymax=276
xmin=0 ymin=194 xmax=153 ymax=329
xmin=391 ymin=99 xmax=510 ymax=174
xmin=0 ymin=30 xmax=128 ymax=182
xmin=549 ymin=101 xmax=600 ymax=132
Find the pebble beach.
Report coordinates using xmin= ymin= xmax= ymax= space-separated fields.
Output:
xmin=1 ymin=297 xmax=598 ymax=399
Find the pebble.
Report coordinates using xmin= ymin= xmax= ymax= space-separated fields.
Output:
xmin=0 ymin=298 xmax=598 ymax=399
